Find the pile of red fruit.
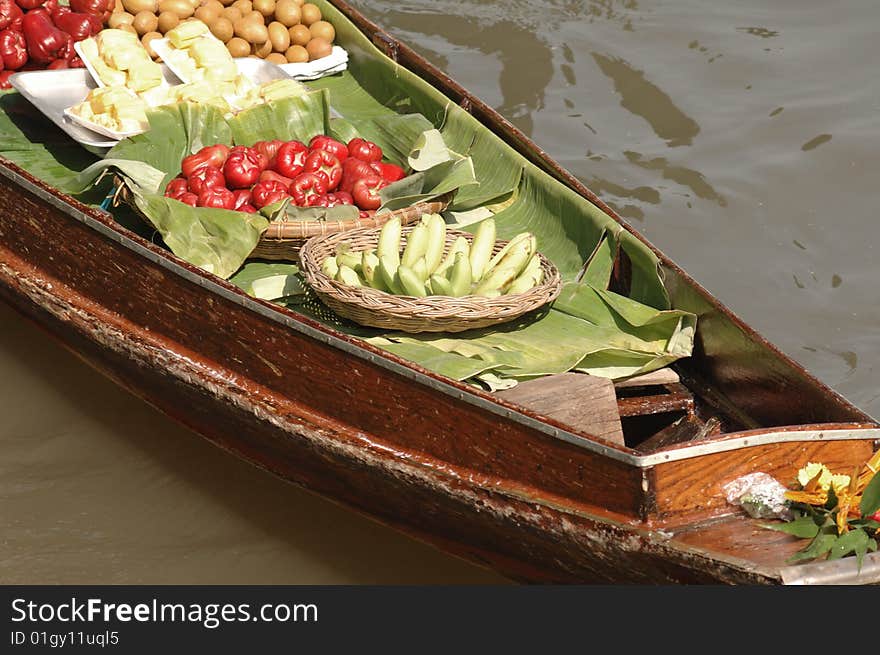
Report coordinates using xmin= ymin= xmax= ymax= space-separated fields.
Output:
xmin=0 ymin=0 xmax=111 ymax=88
xmin=163 ymin=135 xmax=407 ymax=217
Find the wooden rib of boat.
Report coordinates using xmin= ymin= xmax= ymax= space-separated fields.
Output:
xmin=0 ymin=0 xmax=878 ymax=585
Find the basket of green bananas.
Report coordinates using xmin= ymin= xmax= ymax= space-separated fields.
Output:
xmin=298 ymin=214 xmax=563 ymax=333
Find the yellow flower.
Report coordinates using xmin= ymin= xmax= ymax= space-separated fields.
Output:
xmin=796 ymin=462 xmax=850 ymax=492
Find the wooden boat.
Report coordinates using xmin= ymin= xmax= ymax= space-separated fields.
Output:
xmin=0 ymin=0 xmax=878 ymax=584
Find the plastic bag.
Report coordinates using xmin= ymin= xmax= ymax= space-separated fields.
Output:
xmin=722 ymin=472 xmax=792 ymax=520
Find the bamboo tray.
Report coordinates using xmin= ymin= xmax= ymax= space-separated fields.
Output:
xmin=299 ymin=225 xmax=563 ymax=333
xmin=251 ymin=194 xmax=451 ymax=261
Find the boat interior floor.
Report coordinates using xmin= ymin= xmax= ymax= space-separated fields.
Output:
xmin=494 ymin=367 xmax=732 ymax=452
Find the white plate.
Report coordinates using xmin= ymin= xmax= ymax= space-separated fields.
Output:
xmin=62 ymin=107 xmax=147 ymax=140
xmin=74 ymin=39 xmax=172 ymax=91
xmin=278 ymin=46 xmax=349 ymax=80
xmin=149 ymin=34 xmax=229 ymax=84
xmin=8 ymin=68 xmax=117 ymax=154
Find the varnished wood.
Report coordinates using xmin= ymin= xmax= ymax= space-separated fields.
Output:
xmin=636 ymin=415 xmax=722 ymax=453
xmin=496 ymin=373 xmax=625 ymax=446
xmin=649 ymin=436 xmax=875 ymax=524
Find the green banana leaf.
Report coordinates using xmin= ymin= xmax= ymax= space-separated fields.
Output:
xmin=0 ymin=0 xmax=695 ymax=391
xmin=68 ymin=94 xmax=477 ymax=279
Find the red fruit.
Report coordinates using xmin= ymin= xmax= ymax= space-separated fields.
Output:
xmin=0 ymin=1 xmax=23 ymax=32
xmin=181 ymin=144 xmax=230 ymax=178
xmin=252 ymin=139 xmax=284 ymax=169
xmin=273 ymin=140 xmax=308 ymax=179
xmin=289 ymin=172 xmax=328 ymax=206
xmin=237 ymin=204 xmax=258 ymax=214
xmin=309 ymin=134 xmax=348 ymax=162
xmin=258 ymin=169 xmax=294 ymax=187
xmin=164 ymin=176 xmax=189 ymax=199
xmin=197 ymin=186 xmax=235 ymax=209
xmin=177 ymin=192 xmax=198 ymax=207
xmin=231 ymin=188 xmax=253 ymax=211
xmin=868 ymin=510 xmax=880 ymax=522
xmin=375 ymin=162 xmax=406 ymax=183
xmin=351 ymin=175 xmax=387 ymax=211
xmin=324 ymin=191 xmax=353 ymax=207
xmin=339 ymin=157 xmax=379 ymax=194
xmin=0 ymin=29 xmax=26 ymax=70
xmin=250 ymin=180 xmax=290 ymax=209
xmin=223 ymin=146 xmax=266 ymax=189
xmin=187 ymin=165 xmax=225 ymax=195
xmin=347 ymin=137 xmax=382 ymax=163
xmin=303 ymin=148 xmax=342 ymax=191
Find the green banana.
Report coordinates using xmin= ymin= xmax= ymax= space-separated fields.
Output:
xmin=321 ymin=255 xmax=339 ymax=279
xmin=423 ymin=213 xmax=446 ymax=274
xmin=396 ymin=265 xmax=428 ymax=297
xmin=485 ymin=234 xmax=535 ymax=282
xmin=428 ymin=273 xmax=454 ymax=296
xmin=484 ymin=232 xmax=532 ymax=276
xmin=473 ymin=265 xmax=519 ymax=296
xmin=377 ymin=216 xmax=402 ymax=267
xmin=433 ymin=235 xmax=470 ymax=277
xmin=361 ymin=249 xmax=384 ymax=290
xmin=378 ymin=255 xmax=402 ymax=294
xmin=506 ymin=265 xmax=543 ymax=295
xmin=412 ymin=256 xmax=429 ymax=282
xmin=449 ymin=251 xmax=473 ymax=297
xmin=468 ymin=218 xmax=496 ymax=282
xmin=336 ymin=264 xmax=363 ymax=287
xmin=401 ymin=222 xmax=430 ymax=269
xmin=336 ymin=248 xmax=362 ymax=272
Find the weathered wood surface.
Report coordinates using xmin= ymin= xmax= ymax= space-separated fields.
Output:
xmin=496 ymin=373 xmax=625 ymax=446
xmin=648 ymin=436 xmax=876 ymax=525
xmin=614 ymin=368 xmax=681 ymax=389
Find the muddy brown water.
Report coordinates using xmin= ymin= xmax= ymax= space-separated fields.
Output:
xmin=1 ymin=0 xmax=877 ymax=583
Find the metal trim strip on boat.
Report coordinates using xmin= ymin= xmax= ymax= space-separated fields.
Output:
xmin=6 ymin=163 xmax=879 ymax=469
xmin=781 ymin=550 xmax=880 ymax=585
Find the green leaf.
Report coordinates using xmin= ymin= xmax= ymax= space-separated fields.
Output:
xmin=379 ymin=156 xmax=478 ymax=213
xmin=407 ymin=128 xmax=455 ymax=171
xmin=787 ymin=533 xmax=837 ymax=563
xmin=761 ymin=515 xmax=821 ymax=539
xmin=825 ymin=485 xmax=839 ymax=511
xmin=827 ymin=529 xmax=871 ymax=568
xmin=131 ymin=192 xmax=268 ymax=279
xmin=227 ymin=90 xmax=330 ymax=146
xmin=229 ymin=261 xmax=300 ymax=294
xmin=859 ymin=470 xmax=880 ymax=517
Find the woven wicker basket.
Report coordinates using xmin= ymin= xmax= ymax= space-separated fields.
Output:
xmin=250 ymin=193 xmax=452 ymax=261
xmin=111 ymin=177 xmax=451 ymax=263
xmin=299 ymin=225 xmax=563 ymax=333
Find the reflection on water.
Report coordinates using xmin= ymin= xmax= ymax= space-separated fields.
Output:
xmin=591 ymin=53 xmax=701 ymax=147
xmin=802 ymin=134 xmax=832 ymax=151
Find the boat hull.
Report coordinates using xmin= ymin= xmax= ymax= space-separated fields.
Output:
xmin=3 ymin=161 xmax=878 ymax=585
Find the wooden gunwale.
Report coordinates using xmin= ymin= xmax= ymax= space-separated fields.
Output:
xmin=3 ymin=161 xmax=877 ymax=473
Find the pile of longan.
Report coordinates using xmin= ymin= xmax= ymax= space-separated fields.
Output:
xmin=107 ymin=0 xmax=336 ymax=65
